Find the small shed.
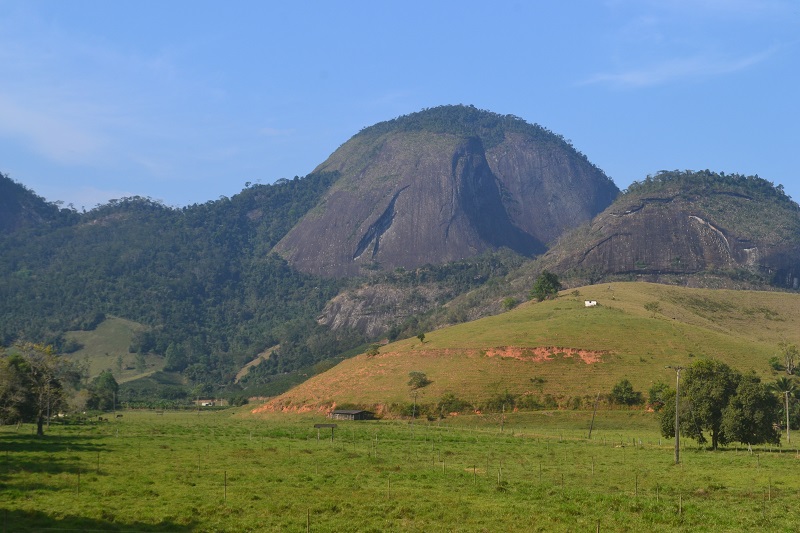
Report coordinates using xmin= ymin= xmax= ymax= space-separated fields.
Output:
xmin=329 ymin=409 xmax=370 ymax=421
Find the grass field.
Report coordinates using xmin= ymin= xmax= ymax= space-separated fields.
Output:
xmin=64 ymin=317 xmax=165 ymax=383
xmin=2 ymin=408 xmax=799 ymax=532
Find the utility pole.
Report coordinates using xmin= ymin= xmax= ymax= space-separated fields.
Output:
xmin=666 ymin=366 xmax=684 ymax=464
xmin=588 ymin=393 xmax=600 ymax=439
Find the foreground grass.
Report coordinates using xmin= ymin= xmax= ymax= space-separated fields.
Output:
xmin=1 ymin=408 xmax=799 ymax=532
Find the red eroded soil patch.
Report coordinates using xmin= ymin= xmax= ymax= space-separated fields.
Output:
xmin=249 ymin=346 xmax=606 ymax=415
xmin=484 ymin=346 xmax=605 ymax=364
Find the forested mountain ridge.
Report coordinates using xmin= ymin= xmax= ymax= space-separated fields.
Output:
xmin=0 ymin=175 xmax=77 ymax=233
xmin=0 ymin=171 xmax=358 ymax=398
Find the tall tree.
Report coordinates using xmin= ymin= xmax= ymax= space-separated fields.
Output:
xmin=720 ymin=376 xmax=781 ymax=446
xmin=669 ymin=359 xmax=740 ymax=449
xmin=87 ymin=370 xmax=119 ymax=411
xmin=779 ymin=342 xmax=798 ymax=375
xmin=12 ymin=344 xmax=79 ymax=436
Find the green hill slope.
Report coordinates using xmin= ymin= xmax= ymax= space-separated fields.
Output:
xmin=62 ymin=316 xmax=165 ymax=383
xmin=256 ymin=282 xmax=800 ymax=413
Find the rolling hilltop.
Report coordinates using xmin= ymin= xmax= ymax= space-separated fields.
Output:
xmin=256 ymin=282 xmax=800 ymax=414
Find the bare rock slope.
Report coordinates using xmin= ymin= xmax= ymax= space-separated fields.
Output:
xmin=274 ymin=105 xmax=618 ymax=277
xmin=541 ymin=170 xmax=800 ymax=289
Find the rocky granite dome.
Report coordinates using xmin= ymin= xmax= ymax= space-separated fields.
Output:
xmin=274 ymin=105 xmax=619 ymax=277
xmin=541 ymin=170 xmax=800 ymax=289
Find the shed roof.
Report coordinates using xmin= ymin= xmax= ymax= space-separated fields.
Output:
xmin=331 ymin=409 xmax=366 ymax=415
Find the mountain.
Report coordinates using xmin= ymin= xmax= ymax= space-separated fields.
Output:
xmin=540 ymin=170 xmax=800 ymax=289
xmin=274 ymin=105 xmax=619 ymax=277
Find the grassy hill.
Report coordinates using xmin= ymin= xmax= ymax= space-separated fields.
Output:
xmin=256 ymin=282 xmax=800 ymax=413
xmin=63 ymin=316 xmax=164 ymax=383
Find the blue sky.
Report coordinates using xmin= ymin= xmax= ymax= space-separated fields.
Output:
xmin=1 ymin=1 xmax=798 ymax=209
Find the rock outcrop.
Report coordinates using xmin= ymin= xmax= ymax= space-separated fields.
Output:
xmin=274 ymin=105 xmax=618 ymax=277
xmin=542 ymin=171 xmax=800 ymax=289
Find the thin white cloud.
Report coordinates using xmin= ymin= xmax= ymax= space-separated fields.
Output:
xmin=580 ymin=47 xmax=776 ymax=88
xmin=0 ymin=93 xmax=106 ymax=163
xmin=0 ymin=6 xmax=213 ymax=175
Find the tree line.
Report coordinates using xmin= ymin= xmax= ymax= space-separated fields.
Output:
xmin=610 ymin=358 xmax=800 ymax=449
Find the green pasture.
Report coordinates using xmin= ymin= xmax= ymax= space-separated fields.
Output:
xmin=2 ymin=408 xmax=799 ymax=532
xmin=64 ymin=317 xmax=164 ymax=383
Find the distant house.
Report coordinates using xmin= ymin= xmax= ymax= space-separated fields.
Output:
xmin=194 ymin=398 xmax=230 ymax=407
xmin=329 ymin=409 xmax=371 ymax=421
xmin=584 ymin=300 xmax=598 ymax=307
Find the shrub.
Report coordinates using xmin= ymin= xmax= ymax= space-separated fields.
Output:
xmin=483 ymin=392 xmax=517 ymax=412
xmin=365 ymin=344 xmax=380 ymax=357
xmin=769 ymin=356 xmax=784 ymax=372
xmin=644 ymin=301 xmax=661 ymax=317
xmin=437 ymin=393 xmax=473 ymax=413
xmin=501 ymin=297 xmax=518 ymax=311
xmin=610 ymin=379 xmax=644 ymax=406
xmin=516 ymin=394 xmax=542 ymax=410
xmin=542 ymin=394 xmax=558 ymax=409
xmin=229 ymin=395 xmax=249 ymax=407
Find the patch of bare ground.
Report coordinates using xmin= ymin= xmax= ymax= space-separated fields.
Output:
xmin=483 ymin=346 xmax=606 ymax=364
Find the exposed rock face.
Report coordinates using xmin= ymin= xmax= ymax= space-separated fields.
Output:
xmin=317 ymin=283 xmax=446 ymax=339
xmin=274 ymin=106 xmax=618 ymax=277
xmin=542 ymin=172 xmax=800 ymax=289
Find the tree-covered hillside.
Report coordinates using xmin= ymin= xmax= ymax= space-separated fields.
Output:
xmin=0 ymin=172 xmax=363 ymax=395
xmin=0 ymin=174 xmax=78 ymax=233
